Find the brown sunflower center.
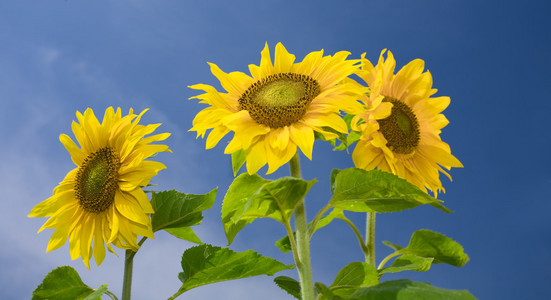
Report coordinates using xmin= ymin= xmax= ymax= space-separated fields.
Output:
xmin=238 ymin=73 xmax=320 ymax=128
xmin=378 ymin=96 xmax=420 ymax=154
xmin=74 ymin=147 xmax=120 ymax=213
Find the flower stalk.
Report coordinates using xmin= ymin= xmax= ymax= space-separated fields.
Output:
xmin=289 ymin=154 xmax=314 ymax=300
xmin=366 ymin=212 xmax=376 ymax=267
xmin=122 ymin=250 xmax=134 ymax=300
xmin=122 ymin=237 xmax=147 ymax=300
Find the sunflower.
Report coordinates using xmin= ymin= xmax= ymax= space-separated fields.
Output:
xmin=29 ymin=107 xmax=170 ymax=268
xmin=351 ymin=50 xmax=463 ymax=195
xmin=189 ymin=42 xmax=365 ymax=174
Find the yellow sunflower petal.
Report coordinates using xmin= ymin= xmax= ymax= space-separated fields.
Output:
xmin=259 ymin=42 xmax=275 ymax=78
xmin=289 ymin=123 xmax=314 ymax=160
xmin=246 ymin=140 xmax=268 ymax=174
xmin=93 ymin=215 xmax=106 ymax=266
xmin=114 ymin=190 xmax=151 ymax=226
xmin=274 ymin=42 xmax=295 ymax=72
xmin=45 ymin=226 xmax=71 ymax=252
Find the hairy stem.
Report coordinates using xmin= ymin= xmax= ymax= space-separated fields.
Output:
xmin=121 ymin=237 xmax=147 ymax=300
xmin=366 ymin=212 xmax=376 ymax=267
xmin=290 ymin=154 xmax=314 ymax=300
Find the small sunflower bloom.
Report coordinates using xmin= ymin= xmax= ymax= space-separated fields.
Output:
xmin=29 ymin=107 xmax=170 ymax=268
xmin=351 ymin=50 xmax=463 ymax=195
xmin=189 ymin=42 xmax=365 ymax=174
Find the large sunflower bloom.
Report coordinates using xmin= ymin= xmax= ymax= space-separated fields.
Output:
xmin=351 ymin=50 xmax=463 ymax=195
xmin=29 ymin=107 xmax=170 ymax=268
xmin=189 ymin=42 xmax=364 ymax=174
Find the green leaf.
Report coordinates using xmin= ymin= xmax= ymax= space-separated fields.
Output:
xmin=398 ymin=229 xmax=470 ymax=267
xmin=165 ymin=227 xmax=202 ymax=244
xmin=330 ymin=262 xmax=379 ymax=298
xmin=330 ymin=169 xmax=341 ymax=194
xmin=222 ymin=173 xmax=316 ymax=245
xmin=151 ymin=189 xmax=217 ymax=232
xmin=231 ymin=149 xmax=246 ymax=176
xmin=222 ymin=174 xmax=269 ymax=245
xmin=177 ymin=244 xmax=294 ymax=293
xmin=82 ymin=285 xmax=108 ymax=300
xmin=330 ymin=168 xmax=450 ymax=213
xmin=32 ymin=266 xmax=101 ymax=300
xmin=275 ymin=234 xmax=293 ymax=253
xmin=349 ymin=279 xmax=477 ymax=300
xmin=315 ymin=282 xmax=335 ymax=300
xmin=378 ymin=255 xmax=433 ymax=275
xmin=275 ymin=208 xmax=345 ymax=253
xmin=274 ymin=276 xmax=301 ymax=299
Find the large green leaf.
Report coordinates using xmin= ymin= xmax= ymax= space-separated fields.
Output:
xmin=330 ymin=262 xmax=379 ymax=299
xmin=177 ymin=244 xmax=294 ymax=293
xmin=151 ymin=189 xmax=217 ymax=232
xmin=398 ymin=229 xmax=469 ymax=267
xmin=222 ymin=173 xmax=316 ymax=244
xmin=274 ymin=276 xmax=301 ymax=299
xmin=378 ymin=254 xmax=433 ymax=275
xmin=32 ymin=266 xmax=106 ymax=300
xmin=330 ymin=168 xmax=450 ymax=213
xmin=349 ymin=279 xmax=477 ymax=300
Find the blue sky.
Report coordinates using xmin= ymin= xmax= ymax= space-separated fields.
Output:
xmin=1 ymin=0 xmax=550 ymax=299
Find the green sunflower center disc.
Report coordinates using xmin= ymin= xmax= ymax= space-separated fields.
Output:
xmin=74 ymin=147 xmax=120 ymax=213
xmin=239 ymin=73 xmax=321 ymax=128
xmin=378 ymin=97 xmax=420 ymax=154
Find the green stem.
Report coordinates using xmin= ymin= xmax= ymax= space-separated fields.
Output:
xmin=290 ymin=154 xmax=314 ymax=300
xmin=340 ymin=216 xmax=369 ymax=260
xmin=377 ymin=252 xmax=400 ymax=270
xmin=121 ymin=237 xmax=147 ymax=300
xmin=366 ymin=212 xmax=376 ymax=267
xmin=307 ymin=204 xmax=331 ymax=238
xmin=284 ymin=219 xmax=302 ymax=267
xmin=104 ymin=290 xmax=119 ymax=300
xmin=167 ymin=290 xmax=183 ymax=300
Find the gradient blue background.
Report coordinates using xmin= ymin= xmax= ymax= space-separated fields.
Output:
xmin=1 ymin=0 xmax=550 ymax=299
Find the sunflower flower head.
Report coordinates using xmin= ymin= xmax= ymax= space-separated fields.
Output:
xmin=189 ymin=42 xmax=365 ymax=174
xmin=29 ymin=107 xmax=170 ymax=268
xmin=351 ymin=50 xmax=463 ymax=195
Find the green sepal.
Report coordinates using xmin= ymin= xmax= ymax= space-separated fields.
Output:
xmin=32 ymin=266 xmax=107 ymax=300
xmin=329 ymin=168 xmax=451 ymax=213
xmin=274 ymin=276 xmax=301 ymax=299
xmin=314 ymin=131 xmax=336 ymax=146
xmin=176 ymin=244 xmax=294 ymax=294
xmin=150 ymin=189 xmax=217 ymax=233
xmin=231 ymin=149 xmax=247 ymax=176
xmin=396 ymin=229 xmax=470 ymax=267
xmin=378 ymin=254 xmax=434 ymax=275
xmin=222 ymin=173 xmax=316 ymax=245
xmin=349 ymin=279 xmax=477 ymax=300
xmin=332 ymin=114 xmax=363 ymax=152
